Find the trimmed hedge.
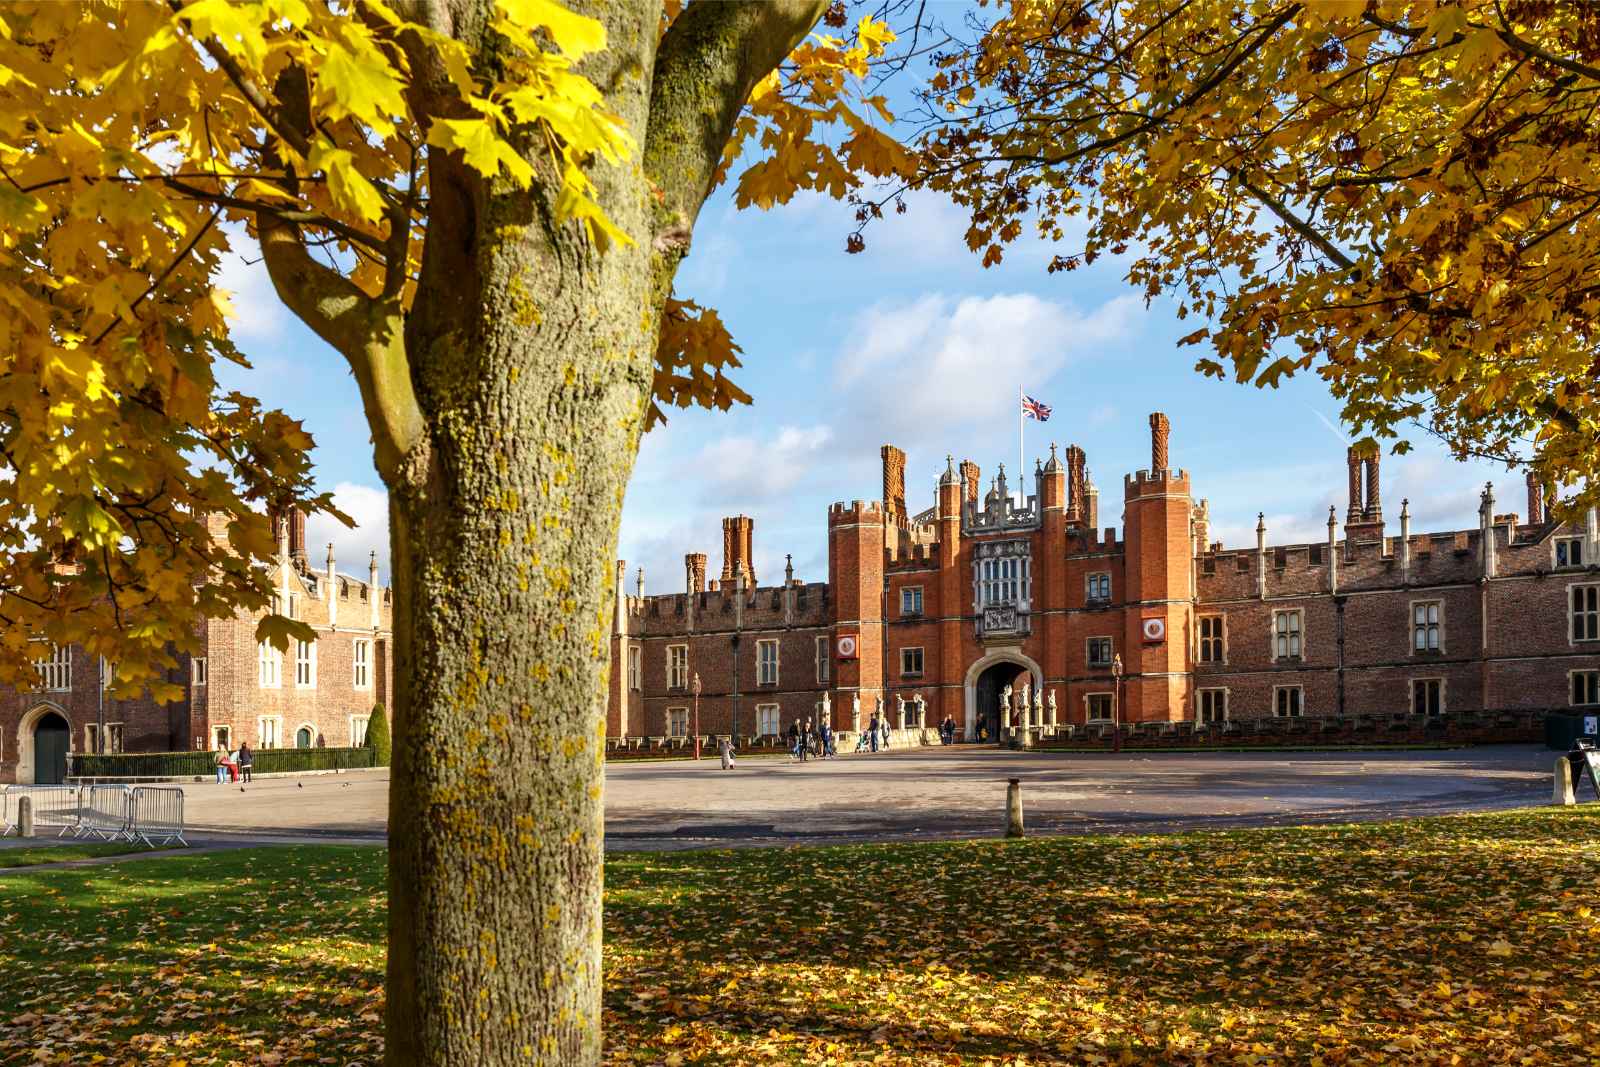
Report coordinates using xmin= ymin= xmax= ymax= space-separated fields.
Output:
xmin=72 ymin=746 xmax=376 ymax=779
xmin=365 ymin=703 xmax=391 ymax=766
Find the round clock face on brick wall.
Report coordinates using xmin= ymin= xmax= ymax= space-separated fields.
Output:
xmin=1141 ymin=617 xmax=1166 ymax=643
xmin=836 ymin=635 xmax=858 ymax=659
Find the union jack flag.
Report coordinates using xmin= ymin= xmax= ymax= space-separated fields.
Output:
xmin=1021 ymin=394 xmax=1052 ymax=422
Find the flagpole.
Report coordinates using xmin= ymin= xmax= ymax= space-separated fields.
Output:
xmin=1018 ymin=384 xmax=1025 ymax=506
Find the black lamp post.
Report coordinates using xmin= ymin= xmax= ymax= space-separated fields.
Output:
xmin=691 ymin=672 xmax=702 ymax=760
xmin=1111 ymin=652 xmax=1123 ymax=754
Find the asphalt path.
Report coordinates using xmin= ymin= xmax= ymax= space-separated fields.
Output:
xmin=146 ymin=743 xmax=1558 ymax=852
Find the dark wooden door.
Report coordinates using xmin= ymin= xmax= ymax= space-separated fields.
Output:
xmin=34 ymin=715 xmax=69 ymax=784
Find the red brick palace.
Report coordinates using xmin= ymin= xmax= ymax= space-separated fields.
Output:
xmin=1 ymin=512 xmax=392 ymax=784
xmin=608 ymin=413 xmax=1600 ymax=740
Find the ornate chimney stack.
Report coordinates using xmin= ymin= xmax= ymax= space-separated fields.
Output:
xmin=1364 ymin=449 xmax=1382 ymax=522
xmin=1346 ymin=446 xmax=1364 ymax=524
xmin=880 ymin=444 xmax=907 ymax=526
xmin=288 ymin=507 xmax=307 ymax=570
xmin=959 ymin=460 xmax=980 ymax=505
xmin=1149 ymin=412 xmax=1171 ymax=473
xmin=685 ymin=552 xmax=707 ymax=594
xmin=1526 ymin=470 xmax=1544 ymax=525
xmin=1065 ymin=445 xmax=1087 ymax=522
xmin=719 ymin=516 xmax=755 ymax=588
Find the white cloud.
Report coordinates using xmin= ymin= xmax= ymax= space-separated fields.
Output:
xmin=835 ymin=291 xmax=1141 ymax=452
xmin=306 ymin=482 xmax=390 ymax=582
xmin=693 ymin=424 xmax=834 ymax=503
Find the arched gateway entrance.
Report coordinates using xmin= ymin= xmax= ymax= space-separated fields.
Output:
xmin=16 ymin=704 xmax=71 ymax=785
xmin=963 ymin=652 xmax=1042 ymax=742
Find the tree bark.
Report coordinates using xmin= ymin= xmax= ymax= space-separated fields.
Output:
xmin=362 ymin=2 xmax=827 ymax=1064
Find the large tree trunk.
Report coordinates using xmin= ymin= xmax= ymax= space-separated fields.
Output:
xmin=366 ymin=2 xmax=827 ymax=1063
xmin=383 ymin=4 xmax=656 ymax=1063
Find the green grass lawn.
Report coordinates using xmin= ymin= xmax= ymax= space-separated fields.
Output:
xmin=0 ymin=842 xmax=175 ymax=869
xmin=4 ymin=809 xmax=1600 ymax=1064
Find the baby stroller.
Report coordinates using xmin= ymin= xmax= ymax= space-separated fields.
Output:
xmin=853 ymin=730 xmax=871 ymax=754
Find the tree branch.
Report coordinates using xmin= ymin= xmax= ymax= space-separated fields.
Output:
xmin=643 ymin=0 xmax=829 ymax=262
xmin=257 ymin=214 xmax=423 ymax=482
xmin=1230 ymin=170 xmax=1357 ymax=270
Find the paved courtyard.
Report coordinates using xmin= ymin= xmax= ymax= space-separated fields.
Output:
xmin=162 ymin=743 xmax=1557 ymax=850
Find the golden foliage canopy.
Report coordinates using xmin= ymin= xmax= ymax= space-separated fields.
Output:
xmin=0 ymin=0 xmax=910 ymax=695
xmin=912 ymin=0 xmax=1600 ymax=503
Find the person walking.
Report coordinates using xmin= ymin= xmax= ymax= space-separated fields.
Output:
xmin=719 ymin=735 xmax=735 ymax=770
xmin=238 ymin=741 xmax=254 ymax=784
xmin=799 ymin=718 xmax=812 ymax=762
xmin=787 ymin=719 xmax=801 ymax=761
xmin=867 ymin=713 xmax=879 ymax=752
xmin=880 ymin=715 xmax=892 ymax=751
xmin=214 ymin=743 xmax=229 ymax=784
xmin=822 ymin=721 xmax=835 ymax=759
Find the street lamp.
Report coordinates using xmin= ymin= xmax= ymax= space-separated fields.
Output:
xmin=1111 ymin=652 xmax=1123 ymax=754
xmin=691 ymin=672 xmax=702 ymax=760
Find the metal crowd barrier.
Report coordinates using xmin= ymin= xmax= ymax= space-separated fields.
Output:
xmin=0 ymin=784 xmax=186 ymax=846
xmin=77 ymin=784 xmax=133 ymax=842
xmin=1 ymin=785 xmax=84 ymax=837
xmin=128 ymin=787 xmax=186 ymax=847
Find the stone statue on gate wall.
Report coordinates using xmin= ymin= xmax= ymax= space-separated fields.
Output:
xmin=999 ymin=684 xmax=1012 ymax=725
xmin=819 ymin=690 xmax=832 ymax=726
xmin=1047 ymin=689 xmax=1058 ymax=725
xmin=851 ymin=692 xmax=861 ymax=732
xmin=913 ymin=692 xmax=926 ymax=728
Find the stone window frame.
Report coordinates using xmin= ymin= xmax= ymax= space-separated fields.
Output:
xmin=900 ymin=585 xmax=924 ymax=617
xmin=1196 ymin=615 xmax=1227 ymax=664
xmin=32 ymin=642 xmax=70 ymax=693
xmin=666 ymin=644 xmax=688 ymax=690
xmin=665 ymin=706 xmax=689 ymax=738
xmin=349 ymin=714 xmax=371 ymax=747
xmin=1085 ymin=635 xmax=1114 ymax=669
xmin=627 ymin=645 xmax=641 ymax=691
xmin=353 ymin=638 xmax=372 ymax=690
xmin=1570 ymin=583 xmax=1600 ymax=645
xmin=1570 ymin=669 xmax=1600 ymax=707
xmin=899 ymin=645 xmax=925 ymax=678
xmin=1411 ymin=676 xmax=1445 ymax=716
xmin=258 ymin=641 xmax=282 ymax=689
xmin=84 ymin=722 xmax=124 ymax=754
xmin=754 ymin=703 xmax=781 ymax=738
xmin=814 ymin=636 xmax=829 ymax=684
xmin=1272 ymin=685 xmax=1304 ymax=717
xmin=1555 ymin=536 xmax=1586 ymax=569
xmin=212 ymin=724 xmax=232 ymax=750
xmin=295 ymin=638 xmax=317 ymax=689
xmin=1270 ymin=608 xmax=1305 ymax=662
xmin=1409 ymin=598 xmax=1444 ymax=656
xmin=1084 ymin=691 xmax=1114 ymax=722
xmin=192 ymin=657 xmax=208 ymax=687
xmin=1085 ymin=572 xmax=1112 ymax=604
xmin=1196 ymin=687 xmax=1228 ymax=723
xmin=256 ymin=715 xmax=282 ymax=748
xmin=756 ymin=638 xmax=780 ymax=687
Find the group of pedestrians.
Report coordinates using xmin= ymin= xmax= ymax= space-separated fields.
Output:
xmin=786 ymin=718 xmax=836 ymax=761
xmin=853 ymin=714 xmax=895 ymax=753
xmin=939 ymin=715 xmax=958 ymax=745
xmin=213 ymin=742 xmax=254 ymax=784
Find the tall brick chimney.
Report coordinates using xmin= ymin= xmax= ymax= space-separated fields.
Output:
xmin=1364 ymin=448 xmax=1382 ymax=522
xmin=288 ymin=507 xmax=307 ymax=569
xmin=880 ymin=444 xmax=907 ymax=525
xmin=1149 ymin=412 xmax=1171 ymax=473
xmin=1346 ymin=446 xmax=1363 ymax=524
xmin=959 ymin=460 xmax=980 ymax=505
xmin=1065 ymin=445 xmax=1087 ymax=521
xmin=1527 ymin=470 xmax=1544 ymax=525
xmin=684 ymin=553 xmax=706 ymax=594
xmin=720 ymin=516 xmax=754 ymax=588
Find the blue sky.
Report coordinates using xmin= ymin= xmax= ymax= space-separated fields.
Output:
xmin=216 ymin=186 xmax=1527 ymax=591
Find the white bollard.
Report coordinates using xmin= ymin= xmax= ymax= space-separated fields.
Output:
xmin=17 ymin=795 xmax=33 ymax=838
xmin=1006 ymin=777 xmax=1024 ymax=838
xmin=1555 ymin=756 xmax=1577 ymax=806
